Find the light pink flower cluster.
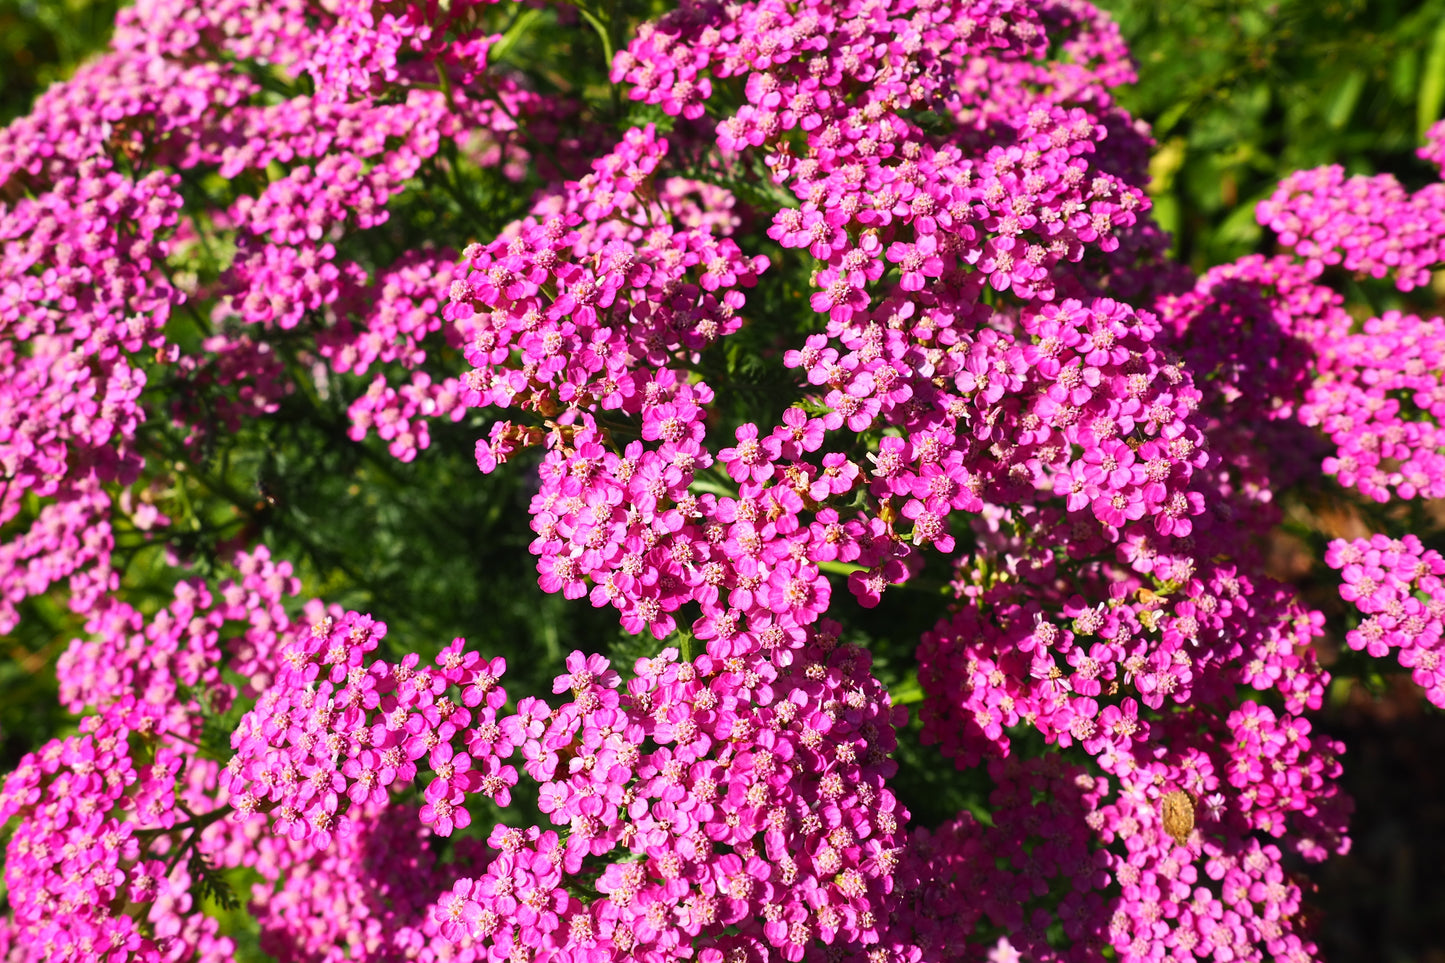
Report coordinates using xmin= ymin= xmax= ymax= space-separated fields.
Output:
xmin=1326 ymin=534 xmax=1445 ymax=705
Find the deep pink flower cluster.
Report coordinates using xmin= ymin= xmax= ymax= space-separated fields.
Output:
xmin=1326 ymin=534 xmax=1445 ymax=705
xmin=1 ymin=547 xmax=304 ymax=963
xmin=1161 ymin=251 xmax=1445 ymax=505
xmin=439 ymin=640 xmax=909 ymax=963
xmin=55 ymin=546 xmax=297 ymax=717
xmin=1155 ymin=254 xmax=1337 ymax=504
xmin=225 ymin=613 xmax=521 ymax=844
xmin=221 ymin=599 xmax=910 ymax=961
xmin=918 ymin=544 xmax=1330 ymax=760
xmin=1298 ymin=309 xmax=1445 ymax=502
xmin=0 ymin=709 xmax=237 ymax=963
xmin=451 ymin=0 xmax=1198 ymax=674
xmin=616 ymin=0 xmax=1150 ymax=309
xmin=7 ymin=0 xmax=1445 ymax=960
xmin=0 ymin=0 xmax=596 ymax=635
xmin=1256 ymin=163 xmax=1445 ymax=292
xmin=0 ymin=159 xmax=183 ymax=631
xmin=448 ymin=123 xmax=766 ymax=429
xmin=889 ymin=744 xmax=1344 ymax=963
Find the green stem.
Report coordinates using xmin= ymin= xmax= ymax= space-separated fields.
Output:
xmin=136 ymin=803 xmax=233 ymax=840
xmin=576 ymin=6 xmax=615 ymax=71
xmin=490 ymin=5 xmax=547 ymax=65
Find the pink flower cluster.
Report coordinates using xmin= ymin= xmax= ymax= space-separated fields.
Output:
xmin=0 ymin=0 xmax=598 ymax=633
xmin=890 ymin=744 xmax=1344 ymax=963
xmin=1155 ymin=254 xmax=1334 ymax=503
xmin=1421 ymin=118 xmax=1445 ymax=175
xmin=449 ymin=123 xmax=766 ymax=426
xmin=1 ymin=547 xmax=303 ymax=963
xmin=0 ymin=709 xmax=238 ymax=963
xmin=223 ymin=601 xmax=909 ymax=961
xmin=0 ymin=159 xmax=183 ymax=631
xmin=616 ymin=0 xmax=1150 ymax=308
xmin=1326 ymin=534 xmax=1445 ymax=705
xmin=1164 ymin=245 xmax=1445 ymax=505
xmin=919 ymin=545 xmax=1330 ymax=761
xmin=1256 ymin=163 xmax=1445 ymax=292
xmin=1299 ymin=310 xmax=1445 ymax=502
xmin=8 ymin=0 xmax=1445 ymax=960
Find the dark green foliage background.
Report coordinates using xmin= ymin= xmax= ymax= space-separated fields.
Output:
xmin=1099 ymin=0 xmax=1445 ymax=270
xmin=0 ymin=0 xmax=118 ymax=124
xmin=3 ymin=0 xmax=1445 ymax=958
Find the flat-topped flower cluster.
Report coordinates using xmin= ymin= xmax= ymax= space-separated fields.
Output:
xmin=2 ymin=0 xmax=1442 ymax=961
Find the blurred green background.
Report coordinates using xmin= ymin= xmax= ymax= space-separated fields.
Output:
xmin=3 ymin=0 xmax=1445 ymax=959
xmin=0 ymin=0 xmax=118 ymax=122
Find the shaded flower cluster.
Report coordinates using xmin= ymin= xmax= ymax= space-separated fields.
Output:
xmin=889 ymin=747 xmax=1343 ymax=963
xmin=1300 ymin=310 xmax=1445 ymax=502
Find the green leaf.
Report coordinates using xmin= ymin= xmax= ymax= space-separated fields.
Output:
xmin=189 ymin=852 xmax=239 ymax=910
xmin=490 ymin=6 xmax=547 ymax=66
xmin=1326 ymin=69 xmax=1365 ymax=129
xmin=889 ymin=671 xmax=925 ymax=706
xmin=1419 ymin=16 xmax=1445 ymax=138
